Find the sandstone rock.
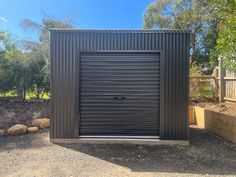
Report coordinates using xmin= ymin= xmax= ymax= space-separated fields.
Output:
xmin=7 ymin=124 xmax=28 ymax=135
xmin=27 ymin=127 xmax=38 ymax=133
xmin=32 ymin=118 xmax=50 ymax=129
xmin=0 ymin=129 xmax=5 ymax=136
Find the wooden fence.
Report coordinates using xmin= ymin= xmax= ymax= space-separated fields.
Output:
xmin=190 ymin=56 xmax=236 ymax=103
xmin=218 ymin=57 xmax=236 ymax=102
xmin=219 ymin=70 xmax=236 ymax=102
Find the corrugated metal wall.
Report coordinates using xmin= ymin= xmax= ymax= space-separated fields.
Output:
xmin=50 ymin=30 xmax=190 ymax=140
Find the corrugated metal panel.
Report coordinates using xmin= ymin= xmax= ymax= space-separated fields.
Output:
xmin=79 ymin=52 xmax=160 ymax=136
xmin=50 ymin=32 xmax=77 ymax=139
xmin=50 ymin=29 xmax=191 ymax=33
xmin=50 ymin=30 xmax=190 ymax=140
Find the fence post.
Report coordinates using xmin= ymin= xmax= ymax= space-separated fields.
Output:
xmin=212 ymin=68 xmax=219 ymax=100
xmin=218 ymin=56 xmax=225 ymax=102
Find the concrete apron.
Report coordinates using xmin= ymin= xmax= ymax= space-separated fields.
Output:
xmin=50 ymin=138 xmax=189 ymax=145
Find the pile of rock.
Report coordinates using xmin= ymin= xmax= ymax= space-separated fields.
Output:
xmin=6 ymin=118 xmax=50 ymax=136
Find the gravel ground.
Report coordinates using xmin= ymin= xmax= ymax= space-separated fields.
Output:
xmin=0 ymin=127 xmax=236 ymax=177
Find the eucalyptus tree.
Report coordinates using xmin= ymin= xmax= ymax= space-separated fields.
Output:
xmin=143 ymin=0 xmax=218 ymax=70
xmin=0 ymin=31 xmax=22 ymax=95
xmin=19 ymin=16 xmax=74 ymax=97
xmin=210 ymin=0 xmax=236 ymax=71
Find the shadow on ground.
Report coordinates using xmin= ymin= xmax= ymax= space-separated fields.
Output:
xmin=58 ymin=127 xmax=236 ymax=175
xmin=0 ymin=127 xmax=235 ymax=176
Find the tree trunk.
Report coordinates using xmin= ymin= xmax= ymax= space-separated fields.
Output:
xmin=190 ymin=33 xmax=196 ymax=66
xmin=23 ymin=79 xmax=26 ymax=101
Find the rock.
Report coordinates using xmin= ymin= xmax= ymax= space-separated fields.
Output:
xmin=0 ymin=129 xmax=5 ymax=136
xmin=32 ymin=118 xmax=50 ymax=128
xmin=7 ymin=124 xmax=28 ymax=135
xmin=27 ymin=127 xmax=38 ymax=133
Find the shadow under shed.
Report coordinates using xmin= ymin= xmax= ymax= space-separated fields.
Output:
xmin=57 ymin=127 xmax=236 ymax=175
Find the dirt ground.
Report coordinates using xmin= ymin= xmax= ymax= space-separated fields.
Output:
xmin=0 ymin=101 xmax=236 ymax=176
xmin=0 ymin=127 xmax=235 ymax=177
xmin=192 ymin=101 xmax=236 ymax=117
xmin=0 ymin=101 xmax=50 ymax=131
xmin=1 ymin=100 xmax=236 ymax=134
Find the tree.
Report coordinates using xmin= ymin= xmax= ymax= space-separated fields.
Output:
xmin=210 ymin=0 xmax=236 ymax=71
xmin=0 ymin=17 xmax=75 ymax=99
xmin=19 ymin=17 xmax=74 ymax=98
xmin=0 ymin=31 xmax=23 ymax=95
xmin=143 ymin=0 xmax=218 ymax=71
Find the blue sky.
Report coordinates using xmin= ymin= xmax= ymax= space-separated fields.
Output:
xmin=0 ymin=0 xmax=154 ymax=41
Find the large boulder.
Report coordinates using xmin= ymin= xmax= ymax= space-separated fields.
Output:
xmin=32 ymin=118 xmax=50 ymax=129
xmin=27 ymin=127 xmax=38 ymax=133
xmin=7 ymin=124 xmax=28 ymax=135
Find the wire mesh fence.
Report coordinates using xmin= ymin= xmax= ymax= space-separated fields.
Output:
xmin=189 ymin=75 xmax=219 ymax=102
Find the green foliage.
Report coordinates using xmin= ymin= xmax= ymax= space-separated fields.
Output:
xmin=210 ymin=0 xmax=236 ymax=71
xmin=144 ymin=0 xmax=236 ymax=71
xmin=190 ymin=77 xmax=217 ymax=101
xmin=0 ymin=17 xmax=74 ymax=99
xmin=20 ymin=17 xmax=74 ymax=98
xmin=143 ymin=0 xmax=218 ymax=70
xmin=0 ymin=91 xmax=50 ymax=100
xmin=0 ymin=31 xmax=22 ymax=94
xmin=144 ymin=0 xmax=212 ymax=30
xmin=18 ymin=17 xmax=74 ymax=99
xmin=190 ymin=65 xmax=202 ymax=75
xmin=198 ymin=85 xmax=215 ymax=101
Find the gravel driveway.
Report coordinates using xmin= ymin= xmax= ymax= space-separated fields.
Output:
xmin=0 ymin=127 xmax=236 ymax=177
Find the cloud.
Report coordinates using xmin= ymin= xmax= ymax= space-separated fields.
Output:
xmin=0 ymin=16 xmax=8 ymax=22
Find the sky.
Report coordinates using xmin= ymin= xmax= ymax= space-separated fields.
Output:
xmin=0 ymin=0 xmax=154 ymax=41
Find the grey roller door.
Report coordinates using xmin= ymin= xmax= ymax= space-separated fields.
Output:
xmin=79 ymin=52 xmax=160 ymax=137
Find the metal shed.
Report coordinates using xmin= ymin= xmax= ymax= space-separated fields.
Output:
xmin=50 ymin=29 xmax=190 ymax=144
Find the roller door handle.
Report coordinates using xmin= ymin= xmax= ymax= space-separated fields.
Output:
xmin=113 ymin=96 xmax=126 ymax=100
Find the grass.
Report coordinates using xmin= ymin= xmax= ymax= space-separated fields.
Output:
xmin=0 ymin=91 xmax=50 ymax=100
xmin=25 ymin=91 xmax=50 ymax=100
xmin=197 ymin=85 xmax=214 ymax=100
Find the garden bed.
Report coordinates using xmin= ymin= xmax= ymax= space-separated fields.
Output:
xmin=189 ymin=105 xmax=236 ymax=144
xmin=191 ymin=101 xmax=236 ymax=117
xmin=0 ymin=100 xmax=50 ymax=131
